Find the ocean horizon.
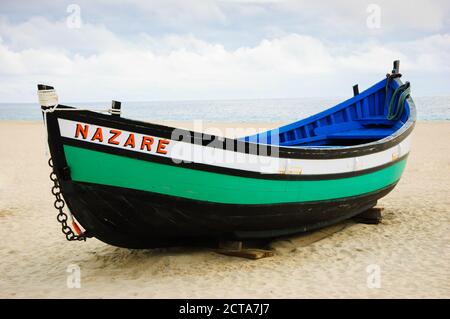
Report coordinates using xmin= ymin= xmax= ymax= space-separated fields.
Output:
xmin=0 ymin=96 xmax=449 ymax=122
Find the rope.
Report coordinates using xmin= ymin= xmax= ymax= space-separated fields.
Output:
xmin=386 ymin=81 xmax=410 ymax=121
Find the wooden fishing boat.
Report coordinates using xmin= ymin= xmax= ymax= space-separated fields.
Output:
xmin=38 ymin=61 xmax=415 ymax=248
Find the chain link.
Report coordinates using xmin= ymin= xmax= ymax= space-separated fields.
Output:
xmin=48 ymin=158 xmax=86 ymax=241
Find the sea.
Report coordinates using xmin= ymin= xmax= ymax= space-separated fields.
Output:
xmin=0 ymin=96 xmax=449 ymax=122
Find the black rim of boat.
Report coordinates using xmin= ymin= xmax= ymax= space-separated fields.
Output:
xmin=49 ymin=78 xmax=416 ymax=161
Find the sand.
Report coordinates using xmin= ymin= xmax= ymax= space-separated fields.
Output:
xmin=0 ymin=120 xmax=449 ymax=298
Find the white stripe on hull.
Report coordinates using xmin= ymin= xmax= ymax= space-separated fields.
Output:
xmin=58 ymin=119 xmax=410 ymax=176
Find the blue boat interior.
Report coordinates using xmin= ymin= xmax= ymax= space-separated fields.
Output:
xmin=240 ymin=76 xmax=411 ymax=147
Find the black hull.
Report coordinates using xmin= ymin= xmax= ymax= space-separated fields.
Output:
xmin=63 ymin=181 xmax=396 ymax=248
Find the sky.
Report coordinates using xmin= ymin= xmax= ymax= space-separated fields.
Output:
xmin=0 ymin=0 xmax=449 ymax=102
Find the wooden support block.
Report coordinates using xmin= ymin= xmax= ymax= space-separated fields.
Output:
xmin=353 ymin=207 xmax=383 ymax=224
xmin=269 ymin=222 xmax=350 ymax=253
xmin=218 ymin=240 xmax=242 ymax=251
xmin=215 ymin=248 xmax=274 ymax=260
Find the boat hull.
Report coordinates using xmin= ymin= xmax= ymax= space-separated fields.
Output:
xmin=46 ymin=112 xmax=411 ymax=248
xmin=40 ymin=74 xmax=416 ymax=248
xmin=65 ymin=180 xmax=396 ymax=248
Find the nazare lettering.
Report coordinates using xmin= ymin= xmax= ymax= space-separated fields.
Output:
xmin=74 ymin=123 xmax=170 ymax=155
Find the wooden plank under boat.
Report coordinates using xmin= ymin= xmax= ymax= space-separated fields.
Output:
xmin=37 ymin=61 xmax=416 ymax=248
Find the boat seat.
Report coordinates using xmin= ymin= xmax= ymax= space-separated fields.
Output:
xmin=327 ymin=128 xmax=395 ymax=140
xmin=358 ymin=116 xmax=396 ymax=126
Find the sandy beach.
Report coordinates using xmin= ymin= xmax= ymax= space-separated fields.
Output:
xmin=0 ymin=120 xmax=449 ymax=298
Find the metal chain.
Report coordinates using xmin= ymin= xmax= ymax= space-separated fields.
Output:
xmin=48 ymin=158 xmax=86 ymax=241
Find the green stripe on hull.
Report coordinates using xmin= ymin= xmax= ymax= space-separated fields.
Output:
xmin=63 ymin=145 xmax=407 ymax=205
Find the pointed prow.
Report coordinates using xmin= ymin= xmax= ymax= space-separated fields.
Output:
xmin=37 ymin=84 xmax=58 ymax=112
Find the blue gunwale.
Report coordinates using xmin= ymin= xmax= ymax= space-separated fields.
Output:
xmin=241 ymin=77 xmax=413 ymax=148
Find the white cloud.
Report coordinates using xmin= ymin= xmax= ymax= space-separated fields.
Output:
xmin=0 ymin=16 xmax=126 ymax=53
xmin=0 ymin=16 xmax=449 ymax=102
xmin=274 ymin=0 xmax=450 ymax=33
xmin=110 ymin=0 xmax=228 ymax=27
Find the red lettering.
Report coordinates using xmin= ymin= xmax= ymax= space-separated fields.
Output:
xmin=124 ymin=133 xmax=135 ymax=148
xmin=75 ymin=123 xmax=89 ymax=139
xmin=108 ymin=130 xmax=121 ymax=145
xmin=156 ymin=139 xmax=170 ymax=155
xmin=91 ymin=127 xmax=103 ymax=142
xmin=140 ymin=136 xmax=154 ymax=151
